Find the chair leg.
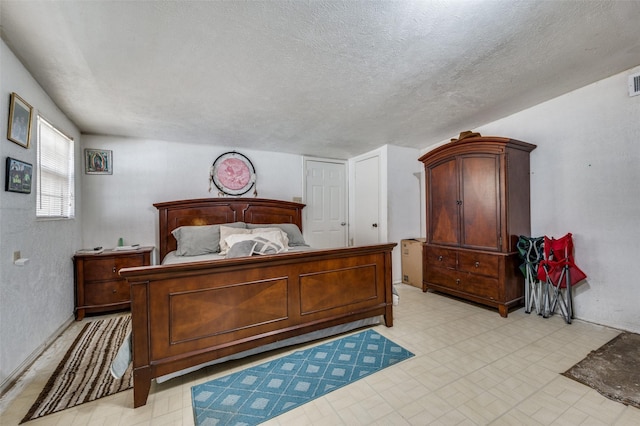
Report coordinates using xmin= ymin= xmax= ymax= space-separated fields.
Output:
xmin=549 ymin=267 xmax=572 ymax=324
xmin=533 ymin=280 xmax=542 ymax=315
xmin=565 ymin=265 xmax=573 ymax=323
xmin=524 ymin=267 xmax=532 ymax=314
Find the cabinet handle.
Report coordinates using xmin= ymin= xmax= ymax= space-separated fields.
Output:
xmin=475 ymin=262 xmax=480 ymax=268
xmin=438 ymin=256 xmax=443 ymax=261
xmin=456 ymin=279 xmax=460 ymax=284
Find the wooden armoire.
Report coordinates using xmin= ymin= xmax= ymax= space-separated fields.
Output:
xmin=418 ymin=136 xmax=536 ymax=317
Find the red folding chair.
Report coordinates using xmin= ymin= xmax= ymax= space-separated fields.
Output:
xmin=537 ymin=233 xmax=587 ymax=323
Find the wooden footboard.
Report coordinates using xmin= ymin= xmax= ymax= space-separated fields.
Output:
xmin=120 ymin=243 xmax=395 ymax=408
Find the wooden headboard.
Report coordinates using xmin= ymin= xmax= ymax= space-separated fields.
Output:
xmin=153 ymin=198 xmax=305 ymax=260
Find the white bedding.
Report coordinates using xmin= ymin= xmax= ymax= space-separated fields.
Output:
xmin=161 ymin=245 xmax=313 ymax=265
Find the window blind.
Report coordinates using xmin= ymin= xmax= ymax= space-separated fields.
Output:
xmin=36 ymin=116 xmax=75 ymax=218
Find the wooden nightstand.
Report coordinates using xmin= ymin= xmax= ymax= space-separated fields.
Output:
xmin=73 ymin=247 xmax=153 ymax=320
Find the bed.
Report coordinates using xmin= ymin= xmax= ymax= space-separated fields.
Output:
xmin=118 ymin=197 xmax=396 ymax=408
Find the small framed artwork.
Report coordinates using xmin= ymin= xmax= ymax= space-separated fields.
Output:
xmin=5 ymin=157 xmax=33 ymax=194
xmin=7 ymin=92 xmax=34 ymax=148
xmin=84 ymin=149 xmax=113 ymax=174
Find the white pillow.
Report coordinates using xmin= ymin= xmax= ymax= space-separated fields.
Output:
xmin=219 ymin=226 xmax=252 ymax=255
xmin=222 ymin=229 xmax=289 ymax=255
xmin=249 ymin=228 xmax=289 ymax=248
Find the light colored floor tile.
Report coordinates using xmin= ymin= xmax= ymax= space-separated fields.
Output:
xmin=1 ymin=284 xmax=637 ymax=426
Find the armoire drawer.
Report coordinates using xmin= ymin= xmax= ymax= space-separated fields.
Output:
xmin=425 ymin=266 xmax=458 ymax=290
xmin=457 ymin=251 xmax=500 ymax=278
xmin=424 ymin=246 xmax=457 ymax=269
xmin=458 ymin=274 xmax=499 ymax=300
xmin=426 ymin=267 xmax=499 ymax=301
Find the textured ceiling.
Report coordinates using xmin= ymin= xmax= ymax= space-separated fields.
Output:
xmin=1 ymin=1 xmax=640 ymax=159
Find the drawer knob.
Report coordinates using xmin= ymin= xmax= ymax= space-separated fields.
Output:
xmin=112 ymin=289 xmax=117 ymax=293
xmin=112 ymin=267 xmax=116 ymax=273
xmin=475 ymin=262 xmax=480 ymax=268
xmin=456 ymin=279 xmax=460 ymax=284
xmin=438 ymin=256 xmax=443 ymax=261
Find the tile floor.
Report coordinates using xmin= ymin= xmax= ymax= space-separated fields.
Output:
xmin=1 ymin=284 xmax=639 ymax=425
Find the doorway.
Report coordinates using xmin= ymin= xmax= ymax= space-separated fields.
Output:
xmin=353 ymin=154 xmax=381 ymax=245
xmin=303 ymin=158 xmax=348 ymax=248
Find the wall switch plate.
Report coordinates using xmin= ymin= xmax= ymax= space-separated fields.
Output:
xmin=292 ymin=196 xmax=303 ymax=203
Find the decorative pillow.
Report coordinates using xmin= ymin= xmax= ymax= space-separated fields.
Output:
xmin=248 ymin=227 xmax=289 ymax=248
xmin=219 ymin=225 xmax=253 ymax=255
xmin=172 ymin=222 xmax=246 ymax=256
xmin=247 ymin=223 xmax=308 ymax=246
xmin=224 ymin=229 xmax=288 ymax=252
xmin=226 ymin=236 xmax=286 ymax=258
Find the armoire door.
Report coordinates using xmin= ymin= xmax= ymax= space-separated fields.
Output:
xmin=459 ymin=154 xmax=501 ymax=251
xmin=427 ymin=158 xmax=459 ymax=246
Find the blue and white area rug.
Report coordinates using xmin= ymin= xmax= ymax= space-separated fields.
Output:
xmin=191 ymin=329 xmax=414 ymax=425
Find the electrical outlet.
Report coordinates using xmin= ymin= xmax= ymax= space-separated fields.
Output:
xmin=292 ymin=196 xmax=302 ymax=203
xmin=13 ymin=251 xmax=21 ymax=261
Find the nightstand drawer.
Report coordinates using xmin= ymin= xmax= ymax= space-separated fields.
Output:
xmin=74 ymin=247 xmax=153 ymax=320
xmin=84 ymin=280 xmax=130 ymax=305
xmin=83 ymin=254 xmax=147 ymax=281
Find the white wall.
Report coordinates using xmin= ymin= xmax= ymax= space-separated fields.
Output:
xmin=81 ymin=135 xmax=304 ymax=255
xmin=442 ymin=66 xmax=640 ymax=332
xmin=0 ymin=41 xmax=82 ymax=389
xmin=385 ymin=145 xmax=423 ymax=282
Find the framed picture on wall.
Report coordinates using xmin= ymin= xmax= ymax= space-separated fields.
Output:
xmin=7 ymin=92 xmax=34 ymax=149
xmin=85 ymin=148 xmax=113 ymax=174
xmin=5 ymin=157 xmax=33 ymax=194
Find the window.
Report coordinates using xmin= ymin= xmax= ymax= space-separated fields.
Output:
xmin=36 ymin=116 xmax=74 ymax=218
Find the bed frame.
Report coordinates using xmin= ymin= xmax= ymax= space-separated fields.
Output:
xmin=119 ymin=198 xmax=396 ymax=408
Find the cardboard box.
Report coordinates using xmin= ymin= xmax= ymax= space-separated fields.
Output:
xmin=401 ymin=238 xmax=425 ymax=288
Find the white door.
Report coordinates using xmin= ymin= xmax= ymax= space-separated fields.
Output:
xmin=353 ymin=155 xmax=380 ymax=245
xmin=304 ymin=158 xmax=347 ymax=248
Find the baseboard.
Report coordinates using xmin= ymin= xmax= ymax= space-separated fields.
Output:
xmin=0 ymin=314 xmax=75 ymax=402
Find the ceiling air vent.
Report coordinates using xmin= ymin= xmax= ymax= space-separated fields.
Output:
xmin=629 ymin=72 xmax=640 ymax=97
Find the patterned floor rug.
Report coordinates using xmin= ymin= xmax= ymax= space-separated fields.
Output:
xmin=191 ymin=328 xmax=414 ymax=425
xmin=562 ymin=332 xmax=640 ymax=409
xmin=21 ymin=315 xmax=132 ymax=423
